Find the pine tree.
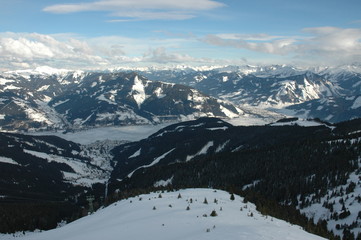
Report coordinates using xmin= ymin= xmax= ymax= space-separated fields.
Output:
xmin=230 ymin=193 xmax=235 ymax=201
xmin=210 ymin=210 xmax=218 ymax=217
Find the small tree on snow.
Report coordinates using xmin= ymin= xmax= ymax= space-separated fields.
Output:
xmin=178 ymin=193 xmax=182 ymax=199
xmin=203 ymin=197 xmax=208 ymax=204
xmin=210 ymin=210 xmax=218 ymax=217
xmin=230 ymin=193 xmax=235 ymax=201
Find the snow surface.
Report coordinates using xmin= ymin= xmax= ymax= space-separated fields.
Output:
xmin=0 ymin=156 xmax=19 ymax=166
xmin=129 ymin=148 xmax=141 ymax=158
xmin=219 ymin=105 xmax=239 ymax=118
xmin=6 ymin=66 xmax=70 ymax=76
xmin=215 ymin=140 xmax=230 ymax=153
xmin=351 ymin=96 xmax=361 ymax=109
xmin=270 ymin=119 xmax=325 ymax=127
xmin=131 ymin=75 xmax=148 ymax=108
xmin=206 ymin=126 xmax=229 ymax=131
xmin=153 ymin=176 xmax=174 ymax=187
xmin=0 ymin=189 xmax=325 ymax=240
xmin=23 ymin=149 xmax=107 ymax=186
xmin=29 ymin=123 xmax=174 ymax=144
xmin=128 ymin=148 xmax=175 ymax=178
xmin=186 ymin=141 xmax=214 ymax=162
xmin=298 ymin=155 xmax=361 ymax=238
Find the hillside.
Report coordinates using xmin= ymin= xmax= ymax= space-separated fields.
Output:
xmin=108 ymin=117 xmax=361 ymax=239
xmin=0 ymin=189 xmax=325 ymax=240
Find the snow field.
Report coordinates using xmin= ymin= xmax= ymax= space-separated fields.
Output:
xmin=1 ymin=189 xmax=325 ymax=240
xmin=29 ymin=123 xmax=173 ymax=144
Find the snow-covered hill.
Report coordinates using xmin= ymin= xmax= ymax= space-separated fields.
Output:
xmin=0 ymin=189 xmax=325 ymax=240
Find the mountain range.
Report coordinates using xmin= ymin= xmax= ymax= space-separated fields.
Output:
xmin=1 ymin=64 xmax=361 ymax=131
xmin=1 ymin=64 xmax=361 ymax=239
xmin=0 ymin=70 xmax=242 ymax=131
xmin=1 ymin=116 xmax=360 ymax=238
xmin=138 ymin=64 xmax=361 ymax=123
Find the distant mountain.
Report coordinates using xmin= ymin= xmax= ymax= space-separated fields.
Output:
xmin=0 ymin=71 xmax=242 ymax=131
xmin=285 ymin=95 xmax=361 ymax=123
xmin=139 ymin=65 xmax=337 ymax=107
xmin=2 ymin=64 xmax=360 ymax=130
xmin=49 ymin=72 xmax=242 ymax=127
xmin=139 ymin=64 xmax=361 ymax=122
xmin=0 ymin=70 xmax=87 ymax=130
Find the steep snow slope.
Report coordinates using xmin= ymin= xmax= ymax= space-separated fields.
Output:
xmin=0 ymin=189 xmax=325 ymax=240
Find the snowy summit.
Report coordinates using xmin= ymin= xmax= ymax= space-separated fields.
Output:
xmin=1 ymin=189 xmax=325 ymax=240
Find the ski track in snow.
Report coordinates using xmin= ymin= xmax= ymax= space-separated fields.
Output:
xmin=128 ymin=148 xmax=175 ymax=178
xmin=186 ymin=141 xmax=214 ymax=162
xmin=0 ymin=156 xmax=19 ymax=166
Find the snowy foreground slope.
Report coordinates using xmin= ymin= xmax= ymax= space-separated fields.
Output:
xmin=1 ymin=189 xmax=325 ymax=240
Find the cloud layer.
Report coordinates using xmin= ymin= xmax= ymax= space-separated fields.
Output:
xmin=202 ymin=27 xmax=361 ymax=65
xmin=1 ymin=27 xmax=361 ymax=71
xmin=0 ymin=32 xmax=213 ymax=70
xmin=43 ymin=0 xmax=225 ymax=21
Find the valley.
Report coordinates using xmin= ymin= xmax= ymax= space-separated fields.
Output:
xmin=0 ymin=65 xmax=360 ymax=239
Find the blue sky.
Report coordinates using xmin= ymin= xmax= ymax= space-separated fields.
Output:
xmin=1 ymin=0 xmax=361 ymax=70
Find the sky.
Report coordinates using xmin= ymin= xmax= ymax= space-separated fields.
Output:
xmin=0 ymin=0 xmax=361 ymax=71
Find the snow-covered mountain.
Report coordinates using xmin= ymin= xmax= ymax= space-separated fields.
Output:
xmin=0 ymin=71 xmax=243 ymax=131
xmin=1 ymin=63 xmax=361 ymax=239
xmin=2 ymin=64 xmax=360 ymax=130
xmin=0 ymin=189 xmax=325 ymax=240
xmin=48 ymin=72 xmax=242 ymax=127
xmin=284 ymin=95 xmax=361 ymax=123
xmin=139 ymin=64 xmax=361 ymax=122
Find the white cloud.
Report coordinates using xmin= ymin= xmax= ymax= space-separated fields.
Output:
xmin=43 ymin=0 xmax=225 ymax=21
xmin=143 ymin=47 xmax=197 ymax=63
xmin=0 ymin=33 xmax=108 ymax=70
xmin=1 ymin=27 xmax=361 ymax=71
xmin=0 ymin=32 xmax=215 ymax=70
xmin=301 ymin=27 xmax=361 ymax=53
xmin=215 ymin=33 xmax=286 ymax=41
xmin=202 ymin=27 xmax=361 ymax=65
xmin=202 ymin=34 xmax=297 ymax=55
